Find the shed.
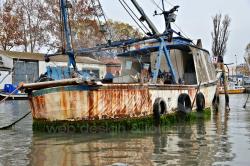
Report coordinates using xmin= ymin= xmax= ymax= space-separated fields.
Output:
xmin=0 ymin=50 xmax=106 ymax=87
xmin=0 ymin=56 xmax=11 ymax=89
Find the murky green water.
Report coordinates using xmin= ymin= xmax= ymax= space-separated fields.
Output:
xmin=0 ymin=94 xmax=250 ymax=166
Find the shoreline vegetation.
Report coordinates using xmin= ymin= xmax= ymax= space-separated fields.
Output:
xmin=33 ymin=108 xmax=211 ymax=133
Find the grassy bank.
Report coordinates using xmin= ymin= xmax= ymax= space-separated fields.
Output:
xmin=33 ymin=108 xmax=211 ymax=133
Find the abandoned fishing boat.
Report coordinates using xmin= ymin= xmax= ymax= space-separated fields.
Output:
xmin=22 ymin=0 xmax=218 ymax=127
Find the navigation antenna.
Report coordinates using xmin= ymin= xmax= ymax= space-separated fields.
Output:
xmin=90 ymin=0 xmax=112 ymax=44
xmin=154 ymin=1 xmax=179 ymax=35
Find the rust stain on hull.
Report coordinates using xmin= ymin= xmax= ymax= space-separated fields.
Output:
xmin=88 ymin=86 xmax=152 ymax=120
xmin=29 ymin=83 xmax=216 ymax=121
xmin=30 ymin=85 xmax=153 ymax=121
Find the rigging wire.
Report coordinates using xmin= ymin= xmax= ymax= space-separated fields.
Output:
xmin=150 ymin=0 xmax=163 ymax=11
xmin=118 ymin=0 xmax=147 ymax=34
xmin=164 ymin=0 xmax=174 ymax=7
xmin=90 ymin=0 xmax=113 ymax=42
xmin=121 ymin=0 xmax=152 ymax=33
xmin=118 ymin=0 xmax=150 ymax=35
xmin=172 ymin=22 xmax=190 ymax=39
xmin=173 ymin=23 xmax=196 ymax=45
xmin=90 ymin=0 xmax=108 ymax=42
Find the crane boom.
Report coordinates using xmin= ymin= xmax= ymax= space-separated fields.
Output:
xmin=130 ymin=0 xmax=159 ymax=35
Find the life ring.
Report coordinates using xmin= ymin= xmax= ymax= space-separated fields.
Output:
xmin=196 ymin=92 xmax=205 ymax=111
xmin=153 ymin=98 xmax=167 ymax=126
xmin=177 ymin=93 xmax=191 ymax=113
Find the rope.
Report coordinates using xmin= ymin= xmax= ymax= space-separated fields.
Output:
xmin=0 ymin=111 xmax=31 ymax=130
xmin=0 ymin=85 xmax=23 ymax=104
xmin=191 ymin=81 xmax=202 ymax=110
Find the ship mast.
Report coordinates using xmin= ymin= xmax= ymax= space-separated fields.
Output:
xmin=60 ymin=0 xmax=77 ymax=71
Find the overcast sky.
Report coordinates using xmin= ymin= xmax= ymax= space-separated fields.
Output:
xmin=100 ymin=0 xmax=250 ymax=64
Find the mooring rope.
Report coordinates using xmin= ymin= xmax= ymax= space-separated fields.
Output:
xmin=0 ymin=111 xmax=31 ymax=130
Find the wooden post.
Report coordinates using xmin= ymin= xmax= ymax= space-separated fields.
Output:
xmin=221 ymin=63 xmax=230 ymax=110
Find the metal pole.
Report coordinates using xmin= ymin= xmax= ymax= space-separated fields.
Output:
xmin=235 ymin=54 xmax=237 ymax=75
xmin=60 ymin=0 xmax=72 ymax=52
xmin=162 ymin=0 xmax=165 ymax=11
xmin=60 ymin=0 xmax=77 ymax=71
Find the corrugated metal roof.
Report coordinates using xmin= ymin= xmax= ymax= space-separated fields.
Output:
xmin=0 ymin=50 xmax=104 ymax=65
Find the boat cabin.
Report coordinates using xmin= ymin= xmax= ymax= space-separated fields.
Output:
xmin=113 ymin=37 xmax=216 ymax=85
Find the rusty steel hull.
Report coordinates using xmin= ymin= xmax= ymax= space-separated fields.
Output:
xmin=28 ymin=82 xmax=217 ymax=121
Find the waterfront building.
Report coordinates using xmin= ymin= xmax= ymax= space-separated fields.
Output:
xmin=0 ymin=50 xmax=106 ymax=89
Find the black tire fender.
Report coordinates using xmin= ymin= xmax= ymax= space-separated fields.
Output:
xmin=153 ymin=98 xmax=167 ymax=126
xmin=196 ymin=92 xmax=205 ymax=111
xmin=177 ymin=93 xmax=191 ymax=113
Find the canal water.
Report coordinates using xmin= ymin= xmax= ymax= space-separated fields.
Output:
xmin=0 ymin=94 xmax=250 ymax=166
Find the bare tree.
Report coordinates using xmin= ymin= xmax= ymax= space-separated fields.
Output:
xmin=211 ymin=14 xmax=231 ymax=57
xmin=43 ymin=0 xmax=103 ymax=50
xmin=211 ymin=14 xmax=231 ymax=110
xmin=0 ymin=0 xmax=144 ymax=52
xmin=16 ymin=0 xmax=50 ymax=53
xmin=244 ymin=43 xmax=250 ymax=67
xmin=0 ymin=0 xmax=23 ymax=50
xmin=107 ymin=20 xmax=142 ymax=41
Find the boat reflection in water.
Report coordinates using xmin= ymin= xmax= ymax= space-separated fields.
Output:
xmin=29 ymin=110 xmax=234 ymax=166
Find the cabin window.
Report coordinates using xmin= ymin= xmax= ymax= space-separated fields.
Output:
xmin=125 ymin=61 xmax=132 ymax=70
xmin=182 ymin=52 xmax=197 ymax=85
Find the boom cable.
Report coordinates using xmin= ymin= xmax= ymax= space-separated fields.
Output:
xmin=90 ymin=0 xmax=113 ymax=42
xmin=172 ymin=22 xmax=190 ymax=39
xmin=164 ymin=0 xmax=174 ymax=7
xmin=150 ymin=0 xmax=163 ymax=11
xmin=118 ymin=0 xmax=150 ymax=35
xmin=121 ymin=0 xmax=152 ymax=33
